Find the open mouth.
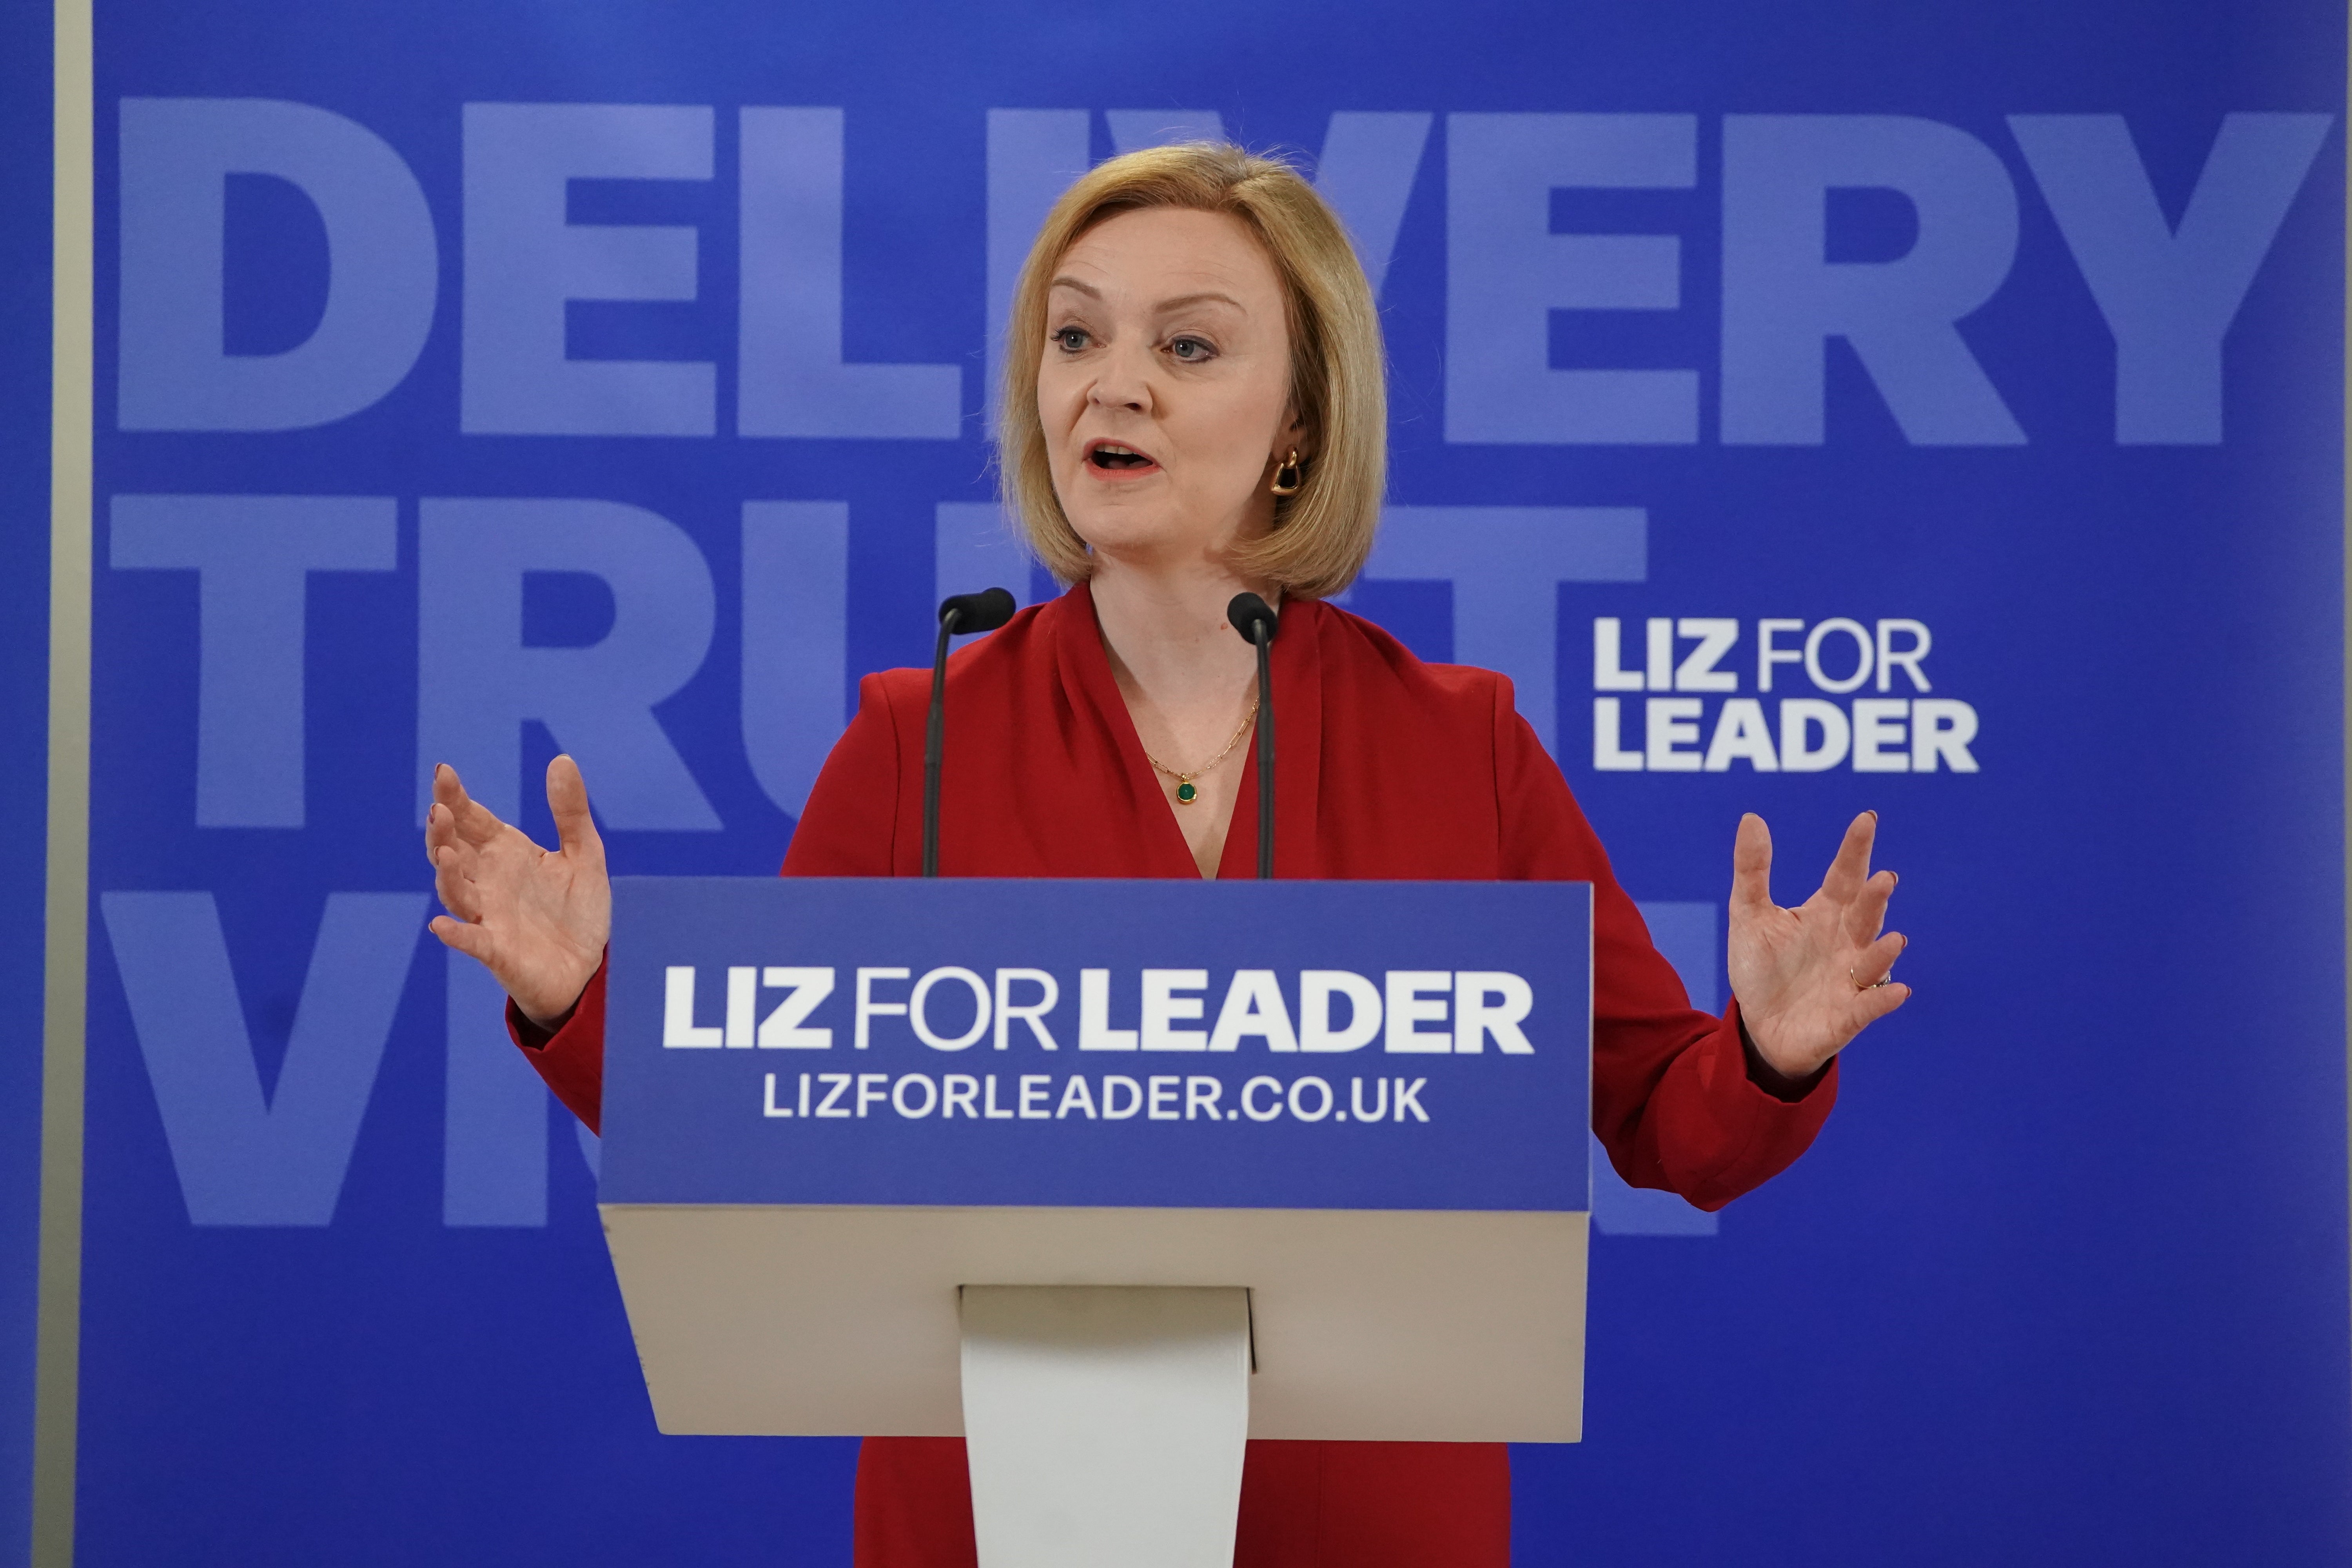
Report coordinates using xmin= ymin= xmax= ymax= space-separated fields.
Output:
xmin=1085 ymin=440 xmax=1159 ymax=473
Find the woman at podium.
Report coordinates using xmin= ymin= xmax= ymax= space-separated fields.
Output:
xmin=425 ymin=141 xmax=1909 ymax=1567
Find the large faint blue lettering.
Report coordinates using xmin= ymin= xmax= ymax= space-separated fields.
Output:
xmin=117 ymin=98 xmax=437 ymax=432
xmin=108 ymin=494 xmax=398 ymax=828
xmin=444 ymin=950 xmax=549 ymax=1226
xmin=737 ymin=107 xmax=962 ymax=439
xmin=984 ymin=110 xmax=1091 ymax=434
xmin=1447 ymin=114 xmax=1699 ymax=445
xmin=2010 ymin=113 xmax=2333 ymax=445
xmin=1314 ymin=112 xmax=1433 ymax=300
xmin=741 ymin=501 xmax=851 ymax=818
xmin=103 ymin=891 xmax=426 ymax=1226
xmin=1721 ymin=115 xmax=2025 ymax=446
xmin=416 ymin=497 xmax=720 ymax=828
xmin=460 ymin=102 xmax=717 ymax=437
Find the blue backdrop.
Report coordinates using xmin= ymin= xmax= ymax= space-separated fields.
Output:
xmin=41 ymin=0 xmax=2352 ymax=1562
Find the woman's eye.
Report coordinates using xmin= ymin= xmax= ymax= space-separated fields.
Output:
xmin=1168 ymin=336 xmax=1214 ymax=362
xmin=1053 ymin=327 xmax=1090 ymax=352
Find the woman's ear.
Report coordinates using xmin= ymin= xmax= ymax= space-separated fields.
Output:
xmin=1279 ymin=408 xmax=1317 ymax=463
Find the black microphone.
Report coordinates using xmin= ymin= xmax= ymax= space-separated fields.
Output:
xmin=1226 ymin=593 xmax=1279 ymax=879
xmin=924 ymin=588 xmax=1018 ymax=877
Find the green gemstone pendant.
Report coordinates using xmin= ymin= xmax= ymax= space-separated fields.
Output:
xmin=1174 ymin=781 xmax=1198 ymax=804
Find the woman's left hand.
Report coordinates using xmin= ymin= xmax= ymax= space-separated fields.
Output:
xmin=1727 ymin=810 xmax=1909 ymax=1080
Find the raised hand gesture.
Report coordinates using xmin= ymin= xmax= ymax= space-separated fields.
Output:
xmin=425 ymin=757 xmax=610 ymax=1029
xmin=1727 ymin=810 xmax=1909 ymax=1080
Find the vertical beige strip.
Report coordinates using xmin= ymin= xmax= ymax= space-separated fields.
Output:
xmin=33 ymin=0 xmax=93 ymax=1561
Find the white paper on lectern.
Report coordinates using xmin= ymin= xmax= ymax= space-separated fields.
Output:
xmin=961 ymin=1287 xmax=1250 ymax=1568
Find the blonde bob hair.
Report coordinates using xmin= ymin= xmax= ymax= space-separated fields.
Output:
xmin=998 ymin=142 xmax=1385 ymax=601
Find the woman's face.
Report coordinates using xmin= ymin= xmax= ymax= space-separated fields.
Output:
xmin=1036 ymin=206 xmax=1301 ymax=573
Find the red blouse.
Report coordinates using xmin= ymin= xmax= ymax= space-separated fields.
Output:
xmin=511 ymin=581 xmax=1835 ymax=1568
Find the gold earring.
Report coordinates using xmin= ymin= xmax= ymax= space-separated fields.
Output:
xmin=1269 ymin=448 xmax=1304 ymax=496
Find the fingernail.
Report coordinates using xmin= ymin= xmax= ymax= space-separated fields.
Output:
xmin=1889 ymin=871 xmax=1899 ymax=887
xmin=1900 ymin=934 xmax=1910 ymax=950
xmin=1867 ymin=810 xmax=1879 ymax=822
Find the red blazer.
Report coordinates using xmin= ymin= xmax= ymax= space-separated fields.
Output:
xmin=512 ymin=582 xmax=1835 ymax=1568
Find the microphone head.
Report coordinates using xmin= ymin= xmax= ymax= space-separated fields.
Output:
xmin=940 ymin=587 xmax=1018 ymax=634
xmin=1226 ymin=592 xmax=1278 ymax=644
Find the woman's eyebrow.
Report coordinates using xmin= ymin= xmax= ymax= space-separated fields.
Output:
xmin=1154 ymin=291 xmax=1245 ymax=315
xmin=1048 ymin=280 xmax=1246 ymax=316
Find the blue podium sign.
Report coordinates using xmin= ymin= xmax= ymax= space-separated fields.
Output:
xmin=602 ymin=877 xmax=1593 ymax=1215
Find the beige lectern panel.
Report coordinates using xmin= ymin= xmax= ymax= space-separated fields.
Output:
xmin=599 ymin=1203 xmax=1586 ymax=1443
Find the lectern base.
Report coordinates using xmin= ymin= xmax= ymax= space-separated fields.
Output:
xmin=960 ymin=1286 xmax=1251 ymax=1568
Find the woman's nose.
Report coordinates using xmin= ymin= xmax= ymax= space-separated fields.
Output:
xmin=1087 ymin=343 xmax=1154 ymax=412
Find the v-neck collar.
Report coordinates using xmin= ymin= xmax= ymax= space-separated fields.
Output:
xmin=1043 ymin=579 xmax=1322 ymax=880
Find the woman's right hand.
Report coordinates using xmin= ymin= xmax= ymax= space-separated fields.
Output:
xmin=425 ymin=756 xmax=610 ymax=1030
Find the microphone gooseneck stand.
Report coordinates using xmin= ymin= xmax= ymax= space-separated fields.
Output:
xmin=1225 ymin=594 xmax=1279 ymax=879
xmin=924 ymin=588 xmax=1018 ymax=877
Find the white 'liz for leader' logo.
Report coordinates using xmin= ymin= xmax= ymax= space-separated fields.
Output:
xmin=1590 ymin=616 xmax=1980 ymax=775
xmin=660 ymin=965 xmax=1538 ymax=1055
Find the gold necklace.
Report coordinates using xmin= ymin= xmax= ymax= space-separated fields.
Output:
xmin=1144 ymin=697 xmax=1260 ymax=805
